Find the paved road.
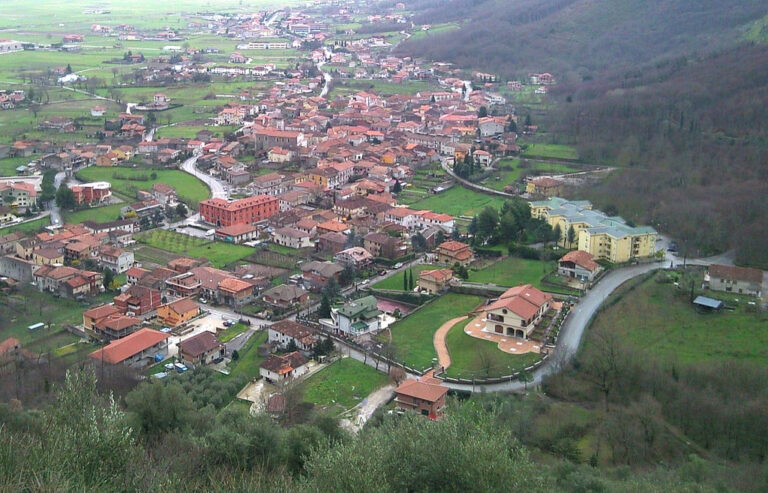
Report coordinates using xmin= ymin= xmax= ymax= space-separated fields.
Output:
xmin=49 ymin=171 xmax=67 ymax=226
xmin=433 ymin=316 xmax=468 ymax=370
xmin=180 ymin=155 xmax=227 ymax=199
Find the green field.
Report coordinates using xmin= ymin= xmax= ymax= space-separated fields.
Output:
xmin=228 ymin=330 xmax=269 ymax=380
xmin=371 ymin=264 xmax=441 ymax=291
xmin=0 ymin=216 xmax=52 ymax=234
xmin=408 ymin=23 xmax=461 ymax=41
xmin=385 ymin=293 xmax=484 ymax=370
xmin=481 ymin=159 xmax=582 ymax=192
xmin=218 ymin=323 xmax=250 ymax=343
xmin=136 ymin=229 xmax=253 ymax=268
xmin=470 ymin=256 xmax=555 ymax=289
xmin=0 ymin=157 xmax=37 ymax=176
xmin=444 ymin=318 xmax=542 ymax=379
xmin=63 ymin=202 xmax=125 ymax=224
xmin=403 ymin=186 xmax=507 ymax=218
xmin=76 ymin=167 xmax=210 ymax=203
xmin=521 ymin=143 xmax=580 ymax=161
xmin=302 ymin=357 xmax=389 ymax=411
xmin=329 ymin=79 xmax=434 ymax=99
xmin=589 ymin=270 xmax=768 ymax=366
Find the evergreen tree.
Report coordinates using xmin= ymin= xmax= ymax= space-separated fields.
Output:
xmin=318 ymin=294 xmax=331 ymax=318
xmin=103 ymin=268 xmax=114 ymax=290
xmin=403 ymin=271 xmax=408 ymax=291
xmin=392 ymin=180 xmax=402 ymax=194
xmin=408 ymin=269 xmax=414 ymax=291
xmin=567 ymin=225 xmax=576 ymax=248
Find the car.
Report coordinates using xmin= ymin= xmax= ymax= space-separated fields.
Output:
xmin=361 ymin=279 xmax=370 ymax=285
xmin=379 ymin=270 xmax=387 ymax=276
xmin=393 ymin=262 xmax=403 ymax=269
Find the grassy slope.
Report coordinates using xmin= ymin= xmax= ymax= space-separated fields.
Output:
xmin=228 ymin=331 xmax=269 ymax=379
xmin=386 ymin=293 xmax=483 ymax=370
xmin=590 ymin=271 xmax=768 ymax=366
xmin=302 ymin=357 xmax=389 ymax=410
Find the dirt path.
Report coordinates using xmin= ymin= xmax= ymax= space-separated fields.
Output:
xmin=433 ymin=316 xmax=469 ymax=371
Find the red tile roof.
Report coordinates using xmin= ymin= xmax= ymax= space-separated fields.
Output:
xmin=89 ymin=328 xmax=168 ymax=364
xmin=395 ymin=378 xmax=448 ymax=402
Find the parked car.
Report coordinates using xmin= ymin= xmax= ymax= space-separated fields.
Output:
xmin=394 ymin=262 xmax=403 ymax=269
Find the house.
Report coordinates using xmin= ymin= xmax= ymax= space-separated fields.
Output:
xmin=89 ymin=328 xmax=169 ymax=367
xmin=262 ymin=284 xmax=308 ymax=308
xmin=705 ymin=264 xmax=763 ymax=297
xmin=259 ymin=351 xmax=308 ymax=384
xmin=215 ymin=223 xmax=259 ymax=244
xmin=318 ymin=232 xmax=347 ymax=254
xmin=125 ymin=266 xmax=151 ymax=285
xmin=98 ymin=245 xmax=134 ymax=273
xmin=333 ymin=295 xmax=381 ymax=336
xmin=334 ymin=247 xmax=374 ymax=268
xmin=178 ymin=331 xmax=224 ymax=366
xmin=272 ymin=227 xmax=313 ymax=249
xmin=82 ymin=303 xmax=121 ymax=330
xmin=417 ymin=268 xmax=454 ymax=294
xmin=200 ymin=195 xmax=279 ymax=227
xmin=151 ymin=183 xmax=177 ymax=205
xmin=218 ymin=277 xmax=257 ymax=307
xmin=229 ymin=52 xmax=247 ymax=63
xmin=268 ymin=320 xmax=318 ymax=353
xmin=484 ymin=284 xmax=552 ymax=339
xmin=113 ymin=285 xmax=162 ymax=316
xmin=93 ymin=313 xmax=142 ymax=341
xmin=394 ymin=377 xmax=448 ymax=420
xmin=157 ymin=297 xmax=200 ymax=327
xmin=363 ymin=232 xmax=409 ymax=260
xmin=526 ymin=177 xmax=564 ymax=199
xmin=436 ymin=241 xmax=474 ymax=267
xmin=558 ymin=251 xmax=601 ymax=283
xmin=300 ymin=261 xmax=344 ymax=290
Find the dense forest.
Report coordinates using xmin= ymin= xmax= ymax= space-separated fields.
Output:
xmin=394 ymin=0 xmax=767 ymax=79
xmin=1 ymin=366 xmax=766 ymax=492
xmin=547 ymin=45 xmax=768 ymax=266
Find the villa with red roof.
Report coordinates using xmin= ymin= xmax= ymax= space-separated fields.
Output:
xmin=436 ymin=241 xmax=474 ymax=267
xmin=483 ymin=285 xmax=552 ymax=339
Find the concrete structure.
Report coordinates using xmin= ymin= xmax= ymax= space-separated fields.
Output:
xmin=705 ymin=264 xmax=763 ymax=297
xmin=334 ymin=247 xmax=374 ymax=268
xmin=558 ymin=250 xmax=600 ymax=283
xmin=436 ymin=241 xmax=473 ymax=267
xmin=268 ymin=320 xmax=319 ymax=353
xmin=157 ymin=298 xmax=200 ymax=327
xmin=333 ymin=295 xmax=381 ymax=336
xmin=69 ymin=181 xmax=112 ymax=205
xmin=417 ymin=268 xmax=454 ymax=294
xmin=259 ymin=351 xmax=308 ymax=384
xmin=395 ymin=377 xmax=448 ymax=420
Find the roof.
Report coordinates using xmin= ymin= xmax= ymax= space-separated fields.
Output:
xmin=270 ymin=320 xmax=317 ymax=341
xmin=179 ymin=331 xmax=221 ymax=358
xmin=301 ymin=260 xmax=344 ymax=278
xmin=200 ymin=195 xmax=277 ymax=212
xmin=486 ymin=284 xmax=552 ymax=320
xmin=260 ymin=351 xmax=308 ymax=374
xmin=83 ymin=303 xmax=120 ymax=320
xmin=263 ymin=284 xmax=306 ymax=301
xmin=0 ymin=337 xmax=20 ymax=355
xmin=395 ymin=378 xmax=448 ymax=403
xmin=559 ymin=250 xmax=599 ymax=272
xmin=165 ymin=297 xmax=199 ymax=315
xmin=709 ymin=264 xmax=763 ymax=284
xmin=218 ymin=277 xmax=253 ymax=294
xmin=89 ymin=328 xmax=169 ymax=364
xmin=693 ymin=296 xmax=724 ymax=309
xmin=217 ymin=223 xmax=258 ymax=236
xmin=419 ymin=268 xmax=453 ymax=282
xmin=437 ymin=241 xmax=469 ymax=252
xmin=337 ymin=295 xmax=380 ymax=319
xmin=126 ymin=267 xmax=150 ymax=279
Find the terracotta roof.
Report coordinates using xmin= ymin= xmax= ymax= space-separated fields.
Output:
xmin=559 ymin=250 xmax=599 ymax=272
xmin=166 ymin=297 xmax=199 ymax=315
xmin=0 ymin=337 xmax=20 ymax=355
xmin=438 ymin=241 xmax=470 ymax=252
xmin=89 ymin=328 xmax=168 ymax=364
xmin=709 ymin=264 xmax=763 ymax=284
xmin=217 ymin=223 xmax=258 ymax=236
xmin=395 ymin=379 xmax=448 ymax=403
xmin=486 ymin=284 xmax=552 ymax=319
xmin=260 ymin=351 xmax=308 ymax=374
xmin=179 ymin=331 xmax=221 ymax=358
xmin=270 ymin=320 xmax=317 ymax=341
xmin=218 ymin=277 xmax=253 ymax=294
xmin=84 ymin=304 xmax=121 ymax=320
xmin=419 ymin=268 xmax=453 ymax=282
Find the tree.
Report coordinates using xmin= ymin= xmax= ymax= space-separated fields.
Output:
xmin=175 ymin=203 xmax=187 ymax=217
xmin=65 ymin=63 xmax=72 ymax=74
xmin=524 ymin=114 xmax=532 ymax=127
xmin=323 ymin=276 xmax=340 ymax=300
xmin=55 ymin=185 xmax=76 ymax=210
xmin=477 ymin=105 xmax=488 ymax=118
xmin=567 ymin=225 xmax=576 ymax=249
xmin=318 ymin=294 xmax=331 ymax=318
xmin=476 ymin=207 xmax=500 ymax=244
xmin=518 ymin=369 xmax=533 ymax=390
xmin=408 ymin=269 xmax=414 ymax=291
xmin=102 ymin=268 xmax=114 ymax=290
xmin=553 ymin=224 xmax=562 ymax=246
xmin=392 ymin=179 xmax=402 ymax=194
xmin=403 ymin=271 xmax=407 ymax=291
xmin=125 ymin=381 xmax=196 ymax=437
xmin=498 ymin=211 xmax=519 ymax=243
xmin=411 ymin=232 xmax=427 ymax=252
xmin=435 ymin=230 xmax=445 ymax=245
xmin=231 ymin=350 xmax=240 ymax=361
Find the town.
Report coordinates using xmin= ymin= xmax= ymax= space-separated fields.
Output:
xmin=0 ymin=1 xmax=766 ymax=491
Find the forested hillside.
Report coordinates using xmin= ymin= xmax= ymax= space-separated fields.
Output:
xmin=395 ymin=0 xmax=766 ymax=80
xmin=547 ymin=45 xmax=768 ymax=266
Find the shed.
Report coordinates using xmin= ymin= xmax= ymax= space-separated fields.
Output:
xmin=693 ymin=296 xmax=723 ymax=312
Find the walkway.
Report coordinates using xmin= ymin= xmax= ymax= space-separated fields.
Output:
xmin=432 ymin=315 xmax=468 ymax=370
xmin=463 ymin=315 xmax=541 ymax=355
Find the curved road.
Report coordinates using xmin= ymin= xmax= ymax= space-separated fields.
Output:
xmin=181 ymin=155 xmax=227 ymax=199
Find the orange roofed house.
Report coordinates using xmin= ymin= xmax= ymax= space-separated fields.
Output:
xmin=557 ymin=250 xmax=601 ymax=283
xmin=436 ymin=241 xmax=474 ymax=267
xmin=89 ymin=328 xmax=169 ymax=367
xmin=483 ymin=284 xmax=552 ymax=339
xmin=178 ymin=331 xmax=224 ymax=366
xmin=157 ymin=297 xmax=200 ymax=327
xmin=199 ymin=195 xmax=279 ymax=227
xmin=259 ymin=351 xmax=309 ymax=384
xmin=394 ymin=376 xmax=449 ymax=420
xmin=417 ymin=268 xmax=454 ymax=294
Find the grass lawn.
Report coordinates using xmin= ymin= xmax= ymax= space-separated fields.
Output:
xmin=135 ymin=229 xmax=253 ymax=268
xmin=228 ymin=330 xmax=269 ymax=379
xmin=404 ymin=186 xmax=507 ymax=218
xmin=76 ymin=167 xmax=210 ymax=203
xmin=470 ymin=256 xmax=555 ymax=289
xmin=482 ymin=159 xmax=582 ymax=192
xmin=63 ymin=202 xmax=125 ymax=224
xmin=371 ymin=264 xmax=441 ymax=291
xmin=0 ymin=216 xmax=51 ymax=234
xmin=302 ymin=357 xmax=389 ymax=411
xmin=444 ymin=318 xmax=542 ymax=379
xmin=0 ymin=156 xmax=36 ymax=176
xmin=386 ymin=293 xmax=484 ymax=370
xmin=218 ymin=323 xmax=250 ymax=343
xmin=408 ymin=23 xmax=460 ymax=41
xmin=522 ymin=143 xmax=580 ymax=161
xmin=589 ymin=270 xmax=768 ymax=367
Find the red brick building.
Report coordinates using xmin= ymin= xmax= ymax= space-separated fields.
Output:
xmin=69 ymin=182 xmax=112 ymax=205
xmin=394 ymin=377 xmax=449 ymax=420
xmin=113 ymin=285 xmax=162 ymax=316
xmin=199 ymin=195 xmax=279 ymax=227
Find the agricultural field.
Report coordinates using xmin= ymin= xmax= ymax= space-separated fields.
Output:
xmin=408 ymin=23 xmax=461 ymax=41
xmin=588 ymin=269 xmax=768 ymax=367
xmin=0 ymin=157 xmax=39 ymax=176
xmin=135 ymin=229 xmax=253 ymax=268
xmin=385 ymin=293 xmax=483 ymax=370
xmin=470 ymin=256 xmax=556 ymax=289
xmin=371 ymin=264 xmax=441 ymax=291
xmin=443 ymin=318 xmax=542 ymax=379
xmin=76 ymin=166 xmax=210 ymax=203
xmin=521 ymin=143 xmax=580 ymax=161
xmin=301 ymin=357 xmax=389 ymax=411
xmin=480 ymin=159 xmax=583 ymax=192
xmin=329 ymin=79 xmax=434 ymax=99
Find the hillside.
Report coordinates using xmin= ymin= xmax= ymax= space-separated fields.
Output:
xmin=546 ymin=45 xmax=768 ymax=266
xmin=396 ymin=0 xmax=767 ymax=79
